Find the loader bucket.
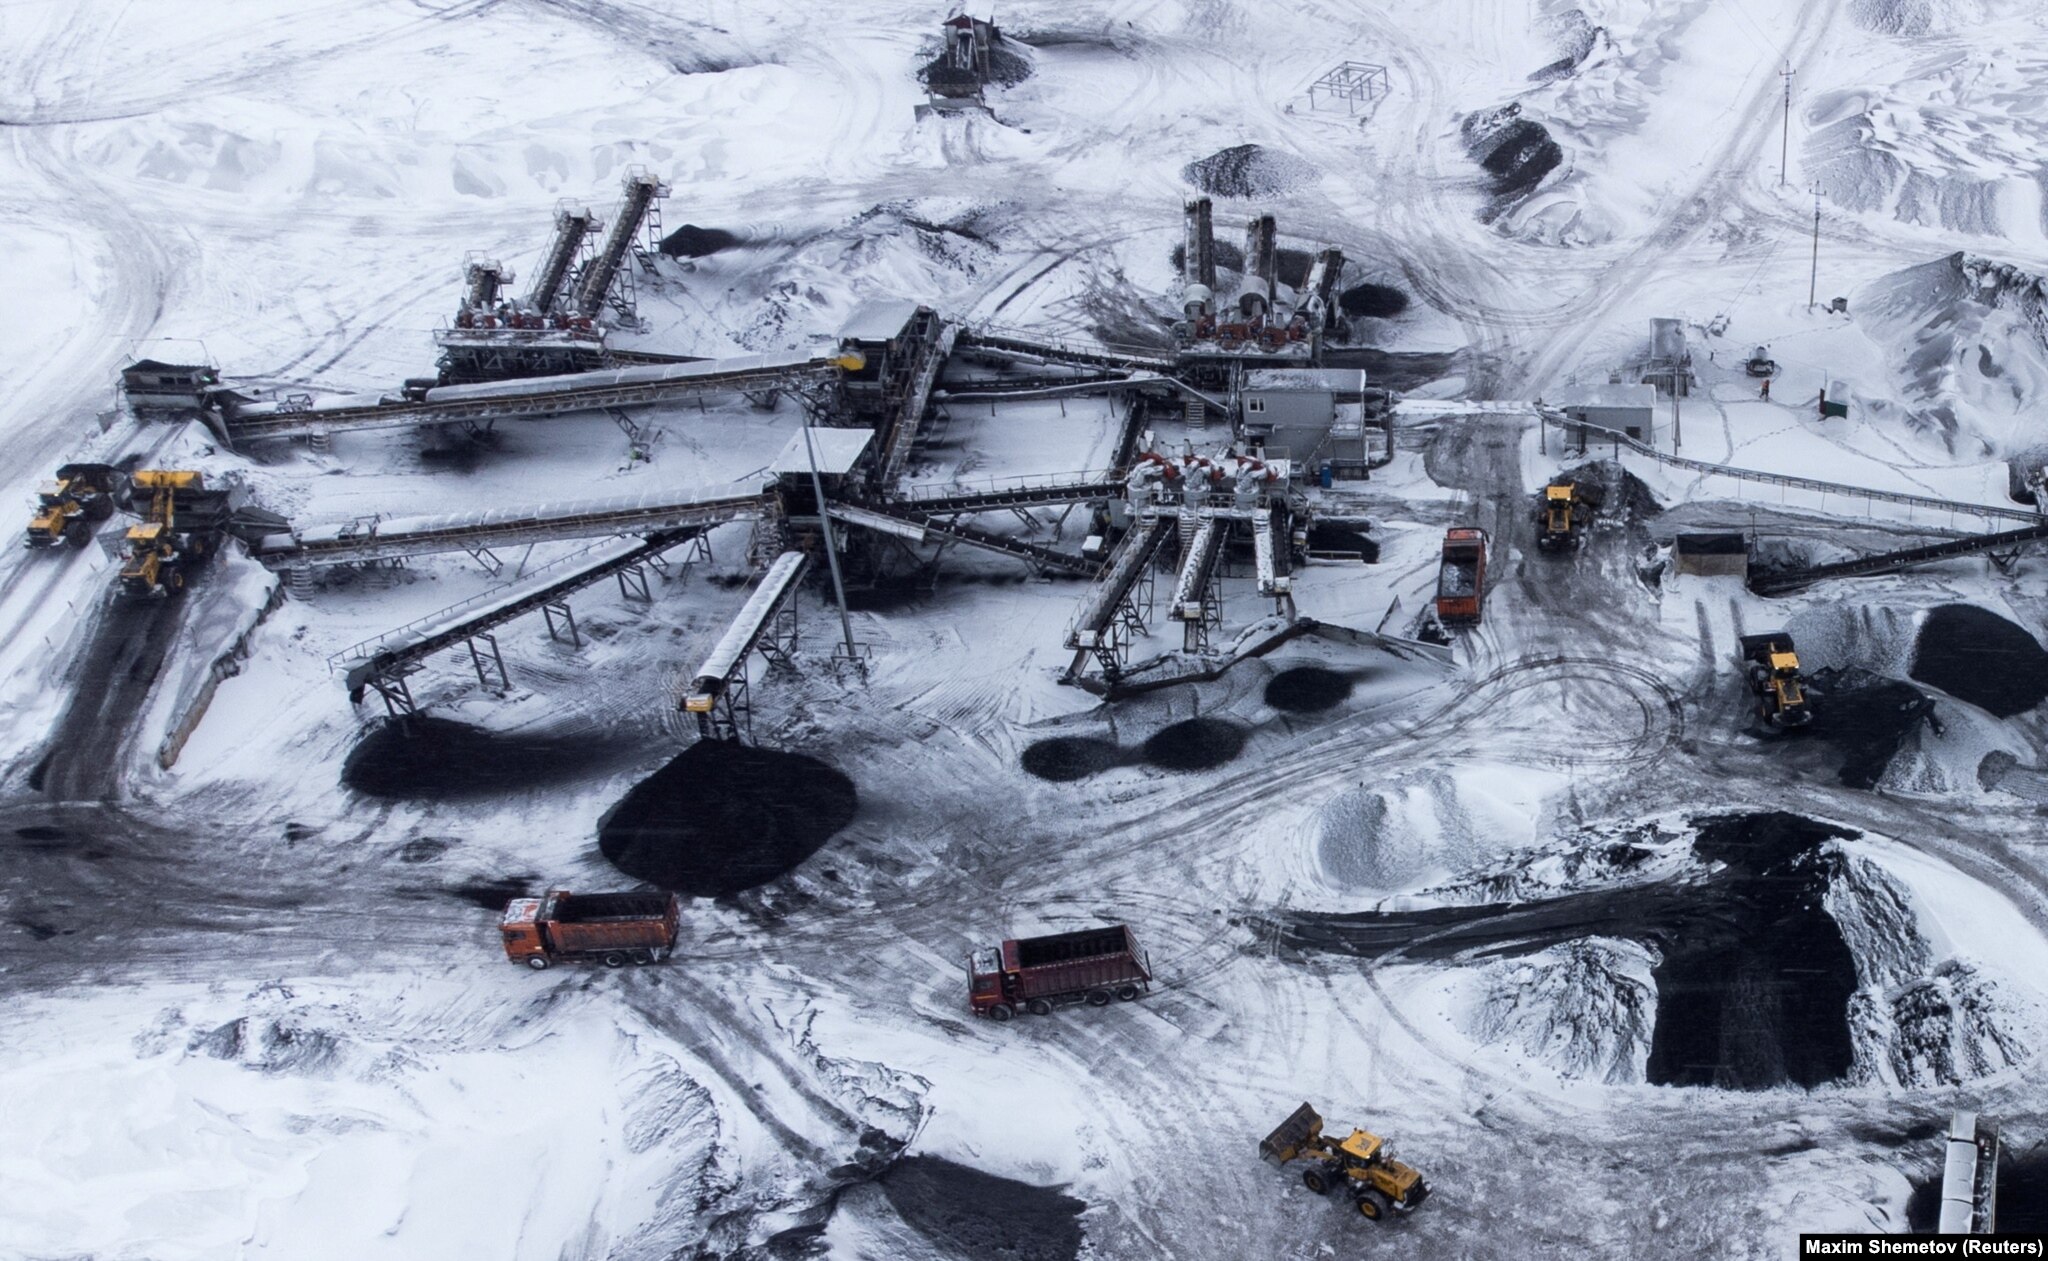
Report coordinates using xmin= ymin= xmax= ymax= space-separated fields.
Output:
xmin=1260 ymin=1103 xmax=1323 ymax=1165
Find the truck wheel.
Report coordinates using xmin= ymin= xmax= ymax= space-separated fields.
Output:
xmin=525 ymin=956 xmax=550 ymax=970
xmin=603 ymin=952 xmax=627 ymax=968
xmin=1115 ymin=984 xmax=1141 ymax=1002
xmin=632 ymin=951 xmax=653 ymax=965
xmin=987 ymin=1004 xmax=1013 ymax=1022
xmin=1027 ymin=998 xmax=1053 ymax=1016
xmin=1086 ymin=989 xmax=1111 ymax=1007
xmin=1356 ymin=1193 xmax=1385 ymax=1221
xmin=1302 ymin=1169 xmax=1332 ymax=1195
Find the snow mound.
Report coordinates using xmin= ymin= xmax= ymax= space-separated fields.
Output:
xmin=1464 ymin=938 xmax=1657 ymax=1083
xmin=1382 ymin=815 xmax=1696 ymax=909
xmin=1855 ymin=252 xmax=2048 ymax=453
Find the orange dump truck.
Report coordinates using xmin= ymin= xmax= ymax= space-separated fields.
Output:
xmin=1433 ymin=527 xmax=1488 ymax=625
xmin=501 ymin=889 xmax=679 ymax=969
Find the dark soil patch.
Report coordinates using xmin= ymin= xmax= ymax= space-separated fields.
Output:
xmin=1806 ymin=667 xmax=1940 ymax=789
xmin=660 ymin=224 xmax=740 ymax=258
xmin=598 ymin=741 xmax=858 ymax=898
xmin=14 ymin=826 xmax=62 ymax=841
xmin=1339 ymin=284 xmax=1409 ymax=318
xmin=880 ymin=1155 xmax=1085 ymax=1261
xmin=1265 ymin=667 xmax=1355 ymax=713
xmin=1273 ymin=811 xmax=1862 ymax=1091
xmin=399 ymin=837 xmax=454 ymax=864
xmin=1180 ymin=144 xmax=1315 ymax=199
xmin=1275 ymin=247 xmax=1313 ymax=290
xmin=1140 ymin=718 xmax=1246 ymax=770
xmin=1168 ymin=239 xmax=1246 ymax=277
xmin=1907 ymin=1148 xmax=2046 ymax=1233
xmin=342 ymin=716 xmax=624 ymax=800
xmin=1910 ymin=604 xmax=2048 ymax=717
xmin=449 ymin=876 xmax=535 ymax=909
xmin=1021 ymin=736 xmax=1126 ymax=781
xmin=1319 ymin=348 xmax=1459 ymax=391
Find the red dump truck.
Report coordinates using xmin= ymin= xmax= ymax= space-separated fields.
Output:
xmin=1433 ymin=527 xmax=1488 ymax=626
xmin=968 ymin=924 xmax=1151 ymax=1021
xmin=501 ymin=890 xmax=680 ymax=969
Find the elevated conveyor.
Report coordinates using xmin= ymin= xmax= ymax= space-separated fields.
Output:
xmin=223 ymin=350 xmax=837 ymax=442
xmin=257 ymin=488 xmax=773 ymax=569
xmin=573 ymin=172 xmax=668 ymax=317
xmin=895 ymin=475 xmax=1123 ymax=515
xmin=956 ymin=325 xmax=1176 ymax=375
xmin=334 ymin=531 xmax=696 ymax=696
xmin=1170 ymin=516 xmax=1227 ymax=619
xmin=681 ymin=550 xmax=808 ymax=740
xmin=876 ymin=323 xmax=957 ymax=487
xmin=1751 ymin=519 xmax=2048 ymax=594
xmin=529 ymin=206 xmax=597 ymax=315
xmin=826 ymin=498 xmax=1099 ymax=576
xmin=1252 ymin=512 xmax=1284 ymax=597
xmin=1065 ymin=513 xmax=1176 ymax=652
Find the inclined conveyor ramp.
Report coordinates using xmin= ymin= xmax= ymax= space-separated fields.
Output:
xmin=681 ymin=550 xmax=808 ymax=740
xmin=333 ymin=532 xmax=698 ymax=706
xmin=221 ymin=350 xmax=838 ymax=443
xmin=1751 ymin=518 xmax=2048 ymax=594
xmin=1066 ymin=513 xmax=1176 ymax=650
xmin=256 ymin=487 xmax=773 ymax=569
xmin=825 ymin=498 xmax=1099 ymax=576
xmin=1169 ymin=515 xmax=1227 ymax=620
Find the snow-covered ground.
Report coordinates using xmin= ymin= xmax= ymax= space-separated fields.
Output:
xmin=8 ymin=0 xmax=2048 ymax=1257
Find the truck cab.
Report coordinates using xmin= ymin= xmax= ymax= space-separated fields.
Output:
xmin=500 ymin=896 xmax=548 ymax=966
xmin=966 ymin=946 xmax=1008 ymax=1014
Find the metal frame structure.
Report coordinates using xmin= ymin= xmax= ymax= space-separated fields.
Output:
xmin=682 ymin=551 xmax=809 ymax=742
xmin=1307 ymin=61 xmax=1390 ymax=115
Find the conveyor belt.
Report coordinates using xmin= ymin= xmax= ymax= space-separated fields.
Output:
xmin=1065 ymin=514 xmax=1176 ymax=647
xmin=1750 ymin=520 xmax=2048 ymax=594
xmin=825 ymin=497 xmax=1099 ymax=576
xmin=683 ymin=550 xmax=808 ymax=702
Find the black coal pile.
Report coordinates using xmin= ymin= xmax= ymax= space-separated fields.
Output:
xmin=880 ymin=1156 xmax=1085 ymax=1261
xmin=1180 ymin=144 xmax=1315 ymax=199
xmin=1265 ymin=666 xmax=1355 ymax=713
xmin=1910 ymin=604 xmax=2048 ymax=717
xmin=1021 ymin=736 xmax=1128 ymax=782
xmin=448 ymin=876 xmax=534 ymax=909
xmin=660 ymin=224 xmax=739 ymax=258
xmin=1462 ymin=104 xmax=1564 ymax=206
xmin=1273 ymin=812 xmax=1862 ymax=1091
xmin=1140 ymin=718 xmax=1246 ymax=770
xmin=598 ymin=741 xmax=858 ymax=897
xmin=342 ymin=717 xmax=625 ymax=800
xmin=1339 ymin=283 xmax=1409 ymax=318
xmin=1806 ymin=667 xmax=1940 ymax=789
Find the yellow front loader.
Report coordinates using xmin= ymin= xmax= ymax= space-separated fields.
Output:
xmin=1260 ymin=1103 xmax=1431 ymax=1222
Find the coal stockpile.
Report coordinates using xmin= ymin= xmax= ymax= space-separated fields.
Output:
xmin=1272 ymin=812 xmax=1863 ymax=1091
xmin=1909 ymin=604 xmax=2048 ymax=717
xmin=342 ymin=717 xmax=625 ymax=800
xmin=1304 ymin=520 xmax=1380 ymax=561
xmin=660 ymin=224 xmax=739 ymax=258
xmin=1140 ymin=718 xmax=1246 ymax=770
xmin=1320 ymin=348 xmax=1459 ymax=391
xmin=1265 ymin=666 xmax=1355 ymax=713
xmin=880 ymin=1156 xmax=1085 ymax=1261
xmin=1806 ymin=668 xmax=1939 ymax=789
xmin=1339 ymin=283 xmax=1409 ymax=318
xmin=449 ymin=876 xmax=534 ymax=909
xmin=1021 ymin=736 xmax=1127 ymax=782
xmin=1462 ymin=107 xmax=1563 ymax=205
xmin=598 ymin=741 xmax=858 ymax=898
xmin=1180 ymin=144 xmax=1315 ymax=199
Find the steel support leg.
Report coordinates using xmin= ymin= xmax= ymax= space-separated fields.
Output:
xmin=466 ymin=633 xmax=510 ymax=692
xmin=542 ymin=600 xmax=580 ymax=646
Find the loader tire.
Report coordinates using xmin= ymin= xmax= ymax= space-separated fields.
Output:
xmin=1027 ymin=998 xmax=1053 ymax=1016
xmin=1356 ymin=1192 xmax=1387 ymax=1221
xmin=525 ymin=956 xmax=551 ymax=970
xmin=1302 ymin=1169 xmax=1332 ymax=1195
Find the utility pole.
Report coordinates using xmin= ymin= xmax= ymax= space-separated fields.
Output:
xmin=1672 ymin=392 xmax=1681 ymax=454
xmin=1779 ymin=63 xmax=1794 ymax=187
xmin=1808 ymin=188 xmax=1821 ymax=311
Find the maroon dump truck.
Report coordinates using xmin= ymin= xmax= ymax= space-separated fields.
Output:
xmin=968 ymin=924 xmax=1151 ymax=1021
xmin=501 ymin=890 xmax=679 ymax=969
xmin=1433 ymin=527 xmax=1488 ymax=626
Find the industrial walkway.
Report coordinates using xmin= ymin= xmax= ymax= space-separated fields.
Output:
xmin=255 ymin=487 xmax=772 ymax=568
xmin=222 ymin=350 xmax=840 ymax=443
xmin=955 ymin=324 xmax=1176 ymax=375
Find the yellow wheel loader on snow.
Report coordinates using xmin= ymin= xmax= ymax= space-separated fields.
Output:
xmin=1261 ymin=1102 xmax=1431 ymax=1221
